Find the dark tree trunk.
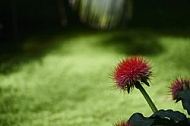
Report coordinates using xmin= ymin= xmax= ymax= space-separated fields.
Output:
xmin=57 ymin=0 xmax=68 ymax=26
xmin=0 ymin=0 xmax=17 ymax=41
xmin=11 ymin=0 xmax=18 ymax=40
xmin=62 ymin=0 xmax=82 ymax=27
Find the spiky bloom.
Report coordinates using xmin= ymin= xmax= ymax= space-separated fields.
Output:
xmin=114 ymin=121 xmax=133 ymax=126
xmin=113 ymin=56 xmax=152 ymax=92
xmin=170 ymin=78 xmax=190 ymax=101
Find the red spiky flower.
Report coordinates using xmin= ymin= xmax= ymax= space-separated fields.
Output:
xmin=114 ymin=121 xmax=133 ymax=126
xmin=113 ymin=56 xmax=152 ymax=92
xmin=170 ymin=78 xmax=190 ymax=101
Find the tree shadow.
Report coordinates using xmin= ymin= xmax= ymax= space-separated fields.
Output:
xmin=156 ymin=28 xmax=190 ymax=38
xmin=100 ymin=29 xmax=164 ymax=56
xmin=1 ymin=26 xmax=190 ymax=75
xmin=0 ymin=26 xmax=73 ymax=75
xmin=0 ymin=25 xmax=102 ymax=75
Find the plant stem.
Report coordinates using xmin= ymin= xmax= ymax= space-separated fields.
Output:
xmin=135 ymin=82 xmax=158 ymax=113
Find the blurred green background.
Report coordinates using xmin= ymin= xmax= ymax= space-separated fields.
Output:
xmin=0 ymin=0 xmax=190 ymax=126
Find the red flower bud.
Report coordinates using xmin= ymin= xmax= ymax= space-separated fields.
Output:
xmin=114 ymin=121 xmax=133 ymax=126
xmin=170 ymin=78 xmax=190 ymax=101
xmin=113 ymin=56 xmax=152 ymax=92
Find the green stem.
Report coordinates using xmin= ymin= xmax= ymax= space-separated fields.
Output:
xmin=135 ymin=82 xmax=158 ymax=113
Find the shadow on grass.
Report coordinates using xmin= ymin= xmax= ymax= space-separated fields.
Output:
xmin=0 ymin=39 xmax=53 ymax=74
xmin=1 ymin=26 xmax=190 ymax=75
xmin=0 ymin=26 xmax=76 ymax=75
xmin=99 ymin=29 xmax=165 ymax=56
xmin=0 ymin=24 xmax=107 ymax=75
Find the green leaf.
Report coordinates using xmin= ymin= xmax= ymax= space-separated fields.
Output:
xmin=150 ymin=109 xmax=186 ymax=122
xmin=150 ymin=109 xmax=189 ymax=125
xmin=128 ymin=110 xmax=190 ymax=126
xmin=128 ymin=113 xmax=155 ymax=126
xmin=178 ymin=89 xmax=190 ymax=115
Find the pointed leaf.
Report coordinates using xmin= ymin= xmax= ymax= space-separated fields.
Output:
xmin=150 ymin=109 xmax=186 ymax=123
xmin=178 ymin=90 xmax=190 ymax=115
xmin=128 ymin=113 xmax=155 ymax=126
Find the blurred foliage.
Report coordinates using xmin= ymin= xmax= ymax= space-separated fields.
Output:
xmin=69 ymin=0 xmax=190 ymax=29
xmin=70 ymin=0 xmax=125 ymax=29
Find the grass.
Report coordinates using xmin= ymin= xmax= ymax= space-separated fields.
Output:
xmin=0 ymin=28 xmax=190 ymax=126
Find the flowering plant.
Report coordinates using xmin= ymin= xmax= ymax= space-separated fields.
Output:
xmin=113 ymin=56 xmax=190 ymax=126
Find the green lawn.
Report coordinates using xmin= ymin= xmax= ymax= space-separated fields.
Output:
xmin=0 ymin=28 xmax=190 ymax=126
